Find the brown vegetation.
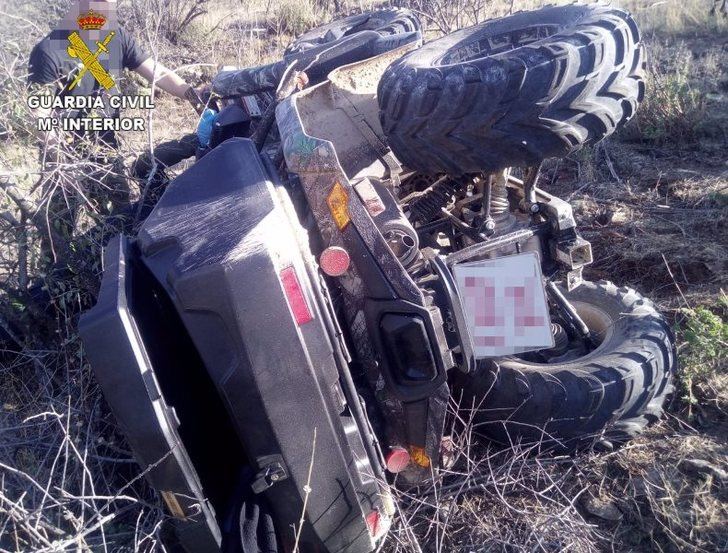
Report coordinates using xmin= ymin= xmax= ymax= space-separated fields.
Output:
xmin=0 ymin=1 xmax=725 ymax=551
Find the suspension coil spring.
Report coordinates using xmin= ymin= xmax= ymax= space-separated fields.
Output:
xmin=408 ymin=176 xmax=459 ymax=224
xmin=490 ymin=189 xmax=509 ymax=216
xmin=487 ymin=171 xmax=516 ymax=232
xmin=489 ymin=175 xmax=510 ymax=220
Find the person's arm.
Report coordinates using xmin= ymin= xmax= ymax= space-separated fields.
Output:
xmin=134 ymin=58 xmax=200 ymax=106
xmin=121 ymin=27 xmax=204 ymax=112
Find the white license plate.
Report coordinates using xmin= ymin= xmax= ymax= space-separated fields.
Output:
xmin=453 ymin=252 xmax=553 ymax=357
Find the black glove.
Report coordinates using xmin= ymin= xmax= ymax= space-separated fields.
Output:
xmin=184 ymin=85 xmax=205 ymax=114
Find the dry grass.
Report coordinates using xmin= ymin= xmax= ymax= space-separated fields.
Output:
xmin=627 ymin=0 xmax=728 ymax=36
xmin=386 ymin=409 xmax=728 ymax=553
xmin=0 ymin=0 xmax=727 ymax=551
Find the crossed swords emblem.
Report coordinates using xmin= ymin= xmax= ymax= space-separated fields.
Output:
xmin=66 ymin=31 xmax=116 ymax=91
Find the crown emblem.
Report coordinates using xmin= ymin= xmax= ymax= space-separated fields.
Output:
xmin=77 ymin=10 xmax=106 ymax=30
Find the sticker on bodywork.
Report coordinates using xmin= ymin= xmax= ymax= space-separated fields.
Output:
xmin=354 ymin=179 xmax=386 ymax=217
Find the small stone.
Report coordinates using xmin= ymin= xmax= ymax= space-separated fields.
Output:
xmin=608 ymin=208 xmax=629 ymax=224
xmin=582 ymin=495 xmax=623 ymax=521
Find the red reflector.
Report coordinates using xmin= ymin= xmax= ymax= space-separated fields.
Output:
xmin=319 ymin=246 xmax=350 ymax=277
xmin=385 ymin=447 xmax=410 ymax=473
xmin=365 ymin=509 xmax=390 ymax=540
xmin=365 ymin=510 xmax=381 ymax=538
xmin=279 ymin=266 xmax=313 ymax=326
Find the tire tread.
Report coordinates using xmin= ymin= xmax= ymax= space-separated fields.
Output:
xmin=379 ymin=5 xmax=646 ymax=174
xmin=457 ymin=281 xmax=676 ymax=449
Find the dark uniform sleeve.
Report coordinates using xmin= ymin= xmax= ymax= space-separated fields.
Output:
xmin=119 ymin=26 xmax=149 ymax=70
xmin=28 ymin=40 xmax=60 ymax=84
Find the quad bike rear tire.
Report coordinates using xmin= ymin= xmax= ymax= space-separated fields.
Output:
xmin=286 ymin=8 xmax=421 ymax=55
xmin=378 ymin=4 xmax=646 ymax=174
xmin=454 ymin=280 xmax=676 ymax=450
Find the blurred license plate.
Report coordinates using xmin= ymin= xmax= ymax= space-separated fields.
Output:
xmin=453 ymin=252 xmax=553 ymax=357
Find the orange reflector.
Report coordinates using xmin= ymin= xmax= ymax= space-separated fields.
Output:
xmin=161 ymin=491 xmax=186 ymax=519
xmin=279 ymin=266 xmax=313 ymax=326
xmin=385 ymin=447 xmax=410 ymax=473
xmin=327 ymin=182 xmax=351 ymax=230
xmin=320 ymin=246 xmax=350 ymax=277
xmin=409 ymin=446 xmax=431 ymax=468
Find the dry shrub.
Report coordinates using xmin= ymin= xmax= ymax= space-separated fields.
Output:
xmin=0 ymin=336 xmax=166 ymax=552
xmin=0 ymin=49 xmax=37 ymax=144
xmin=312 ymin=0 xmax=378 ymax=16
xmin=385 ymin=401 xmax=606 ymax=552
xmin=626 ymin=0 xmax=728 ymax=36
xmin=0 ymin=7 xmax=180 ymax=549
xmin=395 ymin=0 xmax=545 ymax=34
xmin=267 ymin=0 xmax=319 ymax=39
xmin=402 ymin=0 xmax=498 ymax=34
xmin=126 ymin=0 xmax=212 ymax=43
xmin=386 ymin=399 xmax=728 ymax=553
xmin=632 ymin=41 xmax=725 ymax=145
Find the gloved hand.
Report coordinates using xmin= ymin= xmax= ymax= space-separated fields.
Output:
xmin=197 ymin=108 xmax=217 ymax=148
xmin=184 ymin=86 xmax=207 ymax=114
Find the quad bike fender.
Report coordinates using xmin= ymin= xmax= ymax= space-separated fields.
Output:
xmin=137 ymin=138 xmax=390 ymax=552
xmin=83 ymin=138 xmax=389 ymax=553
xmin=80 ymin=236 xmax=222 ymax=552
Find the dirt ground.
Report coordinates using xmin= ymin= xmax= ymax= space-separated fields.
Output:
xmin=0 ymin=0 xmax=726 ymax=551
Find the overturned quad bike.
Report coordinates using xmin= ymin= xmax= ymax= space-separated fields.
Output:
xmin=81 ymin=5 xmax=675 ymax=553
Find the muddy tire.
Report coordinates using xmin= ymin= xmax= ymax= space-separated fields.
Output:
xmin=286 ymin=8 xmax=421 ymax=55
xmin=378 ymin=4 xmax=646 ymax=174
xmin=454 ymin=280 xmax=676 ymax=450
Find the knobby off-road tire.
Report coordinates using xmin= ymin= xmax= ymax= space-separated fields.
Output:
xmin=378 ymin=4 xmax=646 ymax=175
xmin=286 ymin=8 xmax=421 ymax=55
xmin=213 ymin=9 xmax=421 ymax=97
xmin=455 ymin=280 xmax=676 ymax=450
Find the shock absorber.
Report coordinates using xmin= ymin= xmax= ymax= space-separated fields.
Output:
xmin=490 ymin=170 xmax=514 ymax=229
xmin=478 ymin=169 xmax=515 ymax=235
xmin=407 ymin=176 xmax=461 ymax=224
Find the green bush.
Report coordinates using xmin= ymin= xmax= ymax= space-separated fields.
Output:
xmin=636 ymin=46 xmax=704 ymax=143
xmin=676 ymin=296 xmax=728 ymax=404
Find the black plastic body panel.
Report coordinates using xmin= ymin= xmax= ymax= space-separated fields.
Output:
xmin=364 ymin=299 xmax=447 ymax=403
xmin=210 ymin=104 xmax=251 ymax=151
xmin=79 ymin=236 xmax=222 ymax=553
xmin=135 ymin=138 xmax=384 ymax=552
